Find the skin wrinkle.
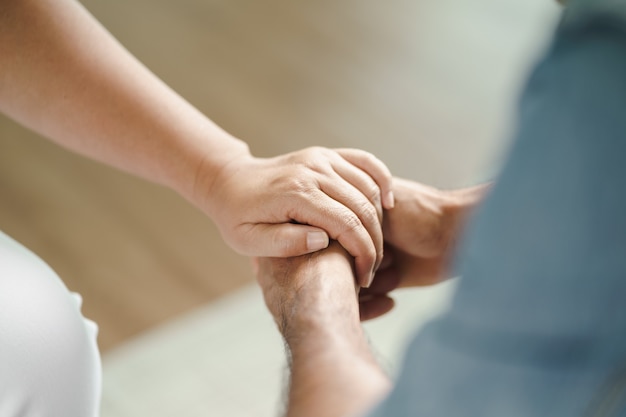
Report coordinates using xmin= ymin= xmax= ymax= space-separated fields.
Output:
xmin=3 ymin=0 xmax=396 ymax=265
xmin=195 ymin=144 xmax=251 ymax=218
xmin=258 ymin=176 xmax=487 ymax=415
xmin=276 ymin=251 xmax=359 ymax=344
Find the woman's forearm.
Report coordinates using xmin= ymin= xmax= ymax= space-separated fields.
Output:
xmin=0 ymin=0 xmax=395 ymax=271
xmin=0 ymin=0 xmax=249 ymax=199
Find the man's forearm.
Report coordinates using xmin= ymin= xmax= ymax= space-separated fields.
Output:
xmin=257 ymin=245 xmax=391 ymax=417
xmin=284 ymin=313 xmax=390 ymax=417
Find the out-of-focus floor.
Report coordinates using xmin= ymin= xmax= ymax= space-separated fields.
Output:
xmin=1 ymin=2 xmax=559 ymax=410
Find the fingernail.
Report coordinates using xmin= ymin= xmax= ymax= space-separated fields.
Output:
xmin=307 ymin=231 xmax=329 ymax=252
xmin=385 ymin=191 xmax=395 ymax=209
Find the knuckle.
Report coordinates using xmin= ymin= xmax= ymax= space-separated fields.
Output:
xmin=289 ymin=147 xmax=332 ymax=173
xmin=341 ymin=212 xmax=363 ymax=235
xmin=352 ymin=148 xmax=374 ymax=163
xmin=337 ymin=213 xmax=377 ymax=261
xmin=367 ymin=183 xmax=382 ymax=205
xmin=271 ymin=231 xmax=296 ymax=257
xmin=296 ymin=146 xmax=323 ymax=160
xmin=354 ymin=202 xmax=383 ymax=261
xmin=358 ymin=200 xmax=380 ymax=226
xmin=270 ymin=167 xmax=316 ymax=195
xmin=289 ymin=174 xmax=313 ymax=194
xmin=306 ymin=145 xmax=327 ymax=155
xmin=359 ymin=149 xmax=375 ymax=161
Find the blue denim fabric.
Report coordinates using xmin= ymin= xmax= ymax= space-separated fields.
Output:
xmin=368 ymin=9 xmax=626 ymax=417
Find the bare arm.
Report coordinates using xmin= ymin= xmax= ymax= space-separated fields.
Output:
xmin=0 ymin=0 xmax=394 ymax=284
xmin=0 ymin=0 xmax=236 ymax=195
xmin=255 ymin=243 xmax=391 ymax=417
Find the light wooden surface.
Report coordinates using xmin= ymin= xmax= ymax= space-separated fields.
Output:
xmin=0 ymin=0 xmax=559 ymax=352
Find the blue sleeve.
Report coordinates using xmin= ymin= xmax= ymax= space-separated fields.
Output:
xmin=367 ymin=8 xmax=626 ymax=417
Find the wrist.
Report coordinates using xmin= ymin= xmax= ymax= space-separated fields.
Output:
xmin=284 ymin=297 xmax=390 ymax=417
xmin=260 ymin=244 xmax=361 ymax=344
xmin=174 ymin=132 xmax=250 ymax=214
xmin=256 ymin=244 xmax=390 ymax=417
xmin=281 ymin=273 xmax=361 ymax=346
xmin=284 ymin=302 xmax=390 ymax=417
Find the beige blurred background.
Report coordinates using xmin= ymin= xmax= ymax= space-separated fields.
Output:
xmin=0 ymin=0 xmax=558 ymax=358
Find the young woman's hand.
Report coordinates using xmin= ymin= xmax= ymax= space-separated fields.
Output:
xmin=0 ymin=0 xmax=393 ymax=288
xmin=195 ymin=147 xmax=394 ymax=287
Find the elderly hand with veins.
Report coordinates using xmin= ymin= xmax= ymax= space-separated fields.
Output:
xmin=359 ymin=178 xmax=490 ymax=320
xmin=254 ymin=180 xmax=488 ymax=415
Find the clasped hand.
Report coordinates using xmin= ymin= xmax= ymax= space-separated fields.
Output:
xmin=194 ymin=146 xmax=394 ymax=287
xmin=256 ymin=177 xmax=482 ymax=325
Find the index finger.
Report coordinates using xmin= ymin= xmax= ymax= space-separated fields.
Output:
xmin=335 ymin=148 xmax=395 ymax=209
xmin=288 ymin=188 xmax=378 ymax=287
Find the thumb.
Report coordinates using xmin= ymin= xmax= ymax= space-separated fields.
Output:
xmin=239 ymin=223 xmax=330 ymax=257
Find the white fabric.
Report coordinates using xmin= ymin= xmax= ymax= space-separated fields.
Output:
xmin=0 ymin=231 xmax=101 ymax=417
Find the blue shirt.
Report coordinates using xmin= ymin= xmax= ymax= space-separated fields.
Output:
xmin=368 ymin=3 xmax=626 ymax=416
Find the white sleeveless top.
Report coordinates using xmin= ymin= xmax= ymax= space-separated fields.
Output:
xmin=0 ymin=230 xmax=102 ymax=416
